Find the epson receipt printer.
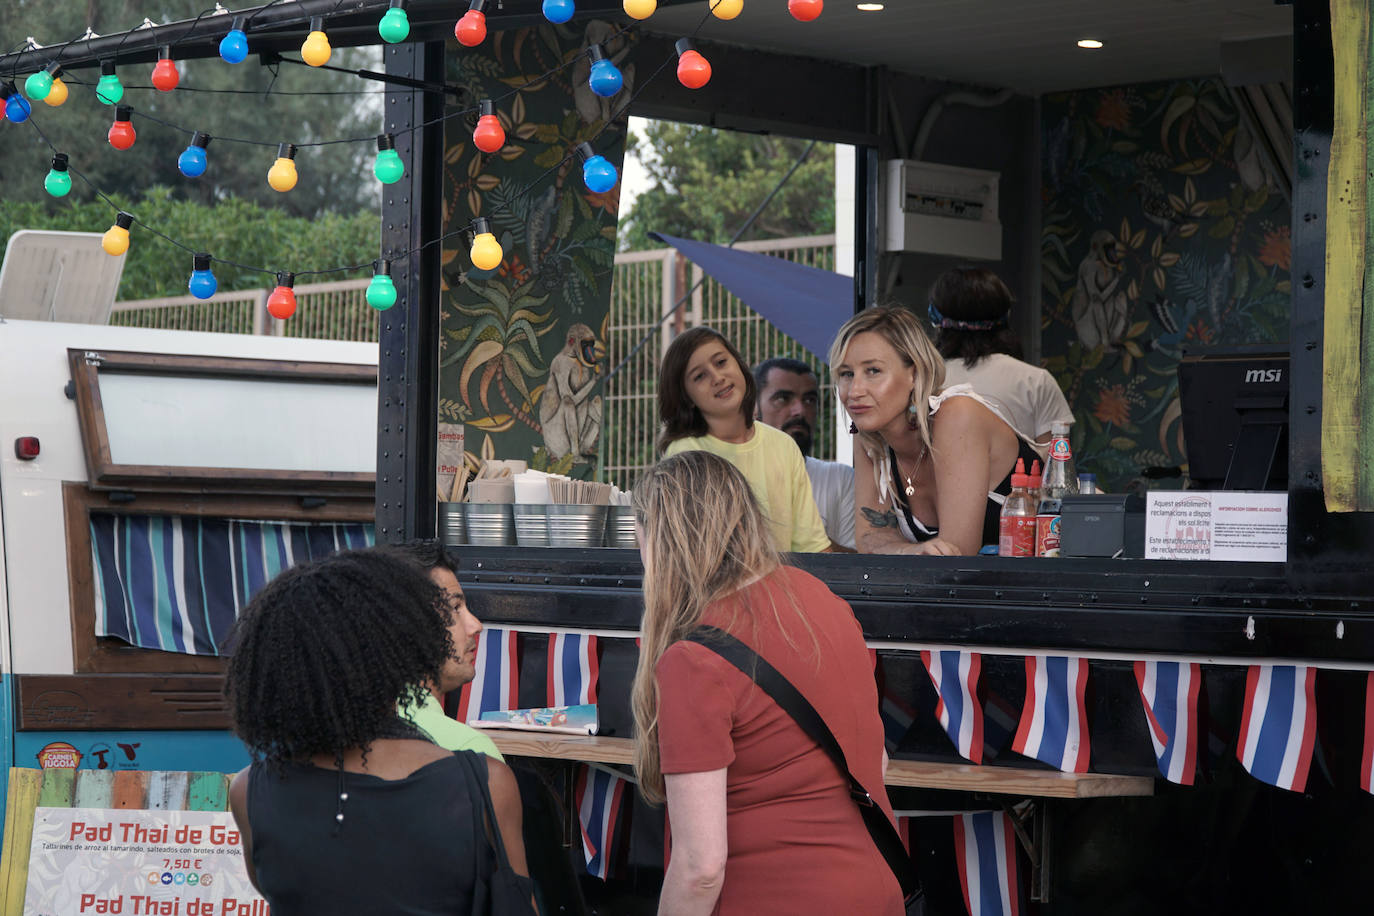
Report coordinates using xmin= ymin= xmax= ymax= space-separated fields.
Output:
xmin=1060 ymin=493 xmax=1146 ymax=558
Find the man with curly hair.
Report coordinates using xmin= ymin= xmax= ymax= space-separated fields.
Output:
xmin=383 ymin=539 xmax=503 ymax=761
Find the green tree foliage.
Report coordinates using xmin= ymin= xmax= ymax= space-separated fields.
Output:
xmin=618 ymin=122 xmax=835 ymax=251
xmin=0 ymin=189 xmax=376 ymax=299
xmin=1 ymin=0 xmax=380 ymax=218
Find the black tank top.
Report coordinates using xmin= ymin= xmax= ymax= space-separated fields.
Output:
xmin=247 ymin=752 xmax=493 ymax=915
xmin=889 ymin=437 xmax=1043 ymax=547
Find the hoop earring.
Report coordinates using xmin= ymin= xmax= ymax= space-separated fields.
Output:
xmin=907 ymin=396 xmax=921 ymax=430
xmin=848 ymin=421 xmax=857 ymax=435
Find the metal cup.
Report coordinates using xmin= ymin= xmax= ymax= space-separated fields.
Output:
xmin=604 ymin=505 xmax=638 ymax=549
xmin=464 ymin=503 xmax=516 ymax=546
xmin=438 ymin=502 xmax=468 ymax=546
xmin=513 ymin=503 xmax=550 ymax=547
xmin=547 ymin=504 xmax=609 ymax=548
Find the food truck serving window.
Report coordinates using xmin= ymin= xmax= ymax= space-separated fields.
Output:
xmin=67 ymin=349 xmax=377 ymax=494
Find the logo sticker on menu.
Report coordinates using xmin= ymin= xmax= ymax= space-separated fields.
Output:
xmin=36 ymin=741 xmax=83 ymax=769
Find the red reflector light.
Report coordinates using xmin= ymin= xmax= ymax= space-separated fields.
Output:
xmin=15 ymin=437 xmax=40 ymax=460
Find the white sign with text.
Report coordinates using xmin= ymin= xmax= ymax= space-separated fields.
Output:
xmin=1144 ymin=491 xmax=1287 ymax=562
xmin=24 ymin=807 xmax=266 ymax=916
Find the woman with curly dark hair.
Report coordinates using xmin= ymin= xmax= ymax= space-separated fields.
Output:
xmin=224 ymin=548 xmax=531 ymax=914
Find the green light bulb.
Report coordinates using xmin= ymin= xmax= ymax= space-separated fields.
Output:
xmin=25 ymin=69 xmax=53 ymax=101
xmin=96 ymin=68 xmax=123 ymax=105
xmin=45 ymin=154 xmax=72 ymax=197
xmin=378 ymin=6 xmax=411 ymax=43
xmin=374 ymin=149 xmax=404 ymax=184
xmin=374 ymin=134 xmax=404 ymax=184
xmin=367 ymin=273 xmax=398 ymax=310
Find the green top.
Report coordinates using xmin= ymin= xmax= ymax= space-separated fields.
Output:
xmin=399 ymin=691 xmax=504 ymax=761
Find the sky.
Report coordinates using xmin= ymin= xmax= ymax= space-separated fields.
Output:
xmin=619 ymin=116 xmax=653 ymax=219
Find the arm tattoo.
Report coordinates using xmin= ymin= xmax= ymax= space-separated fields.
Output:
xmin=861 ymin=507 xmax=900 ymax=529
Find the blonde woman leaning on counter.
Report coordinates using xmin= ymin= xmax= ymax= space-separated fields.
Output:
xmin=830 ymin=306 xmax=1042 ymax=556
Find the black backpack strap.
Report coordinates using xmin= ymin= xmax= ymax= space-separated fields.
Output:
xmin=456 ymin=750 xmax=513 ymax=871
xmin=683 ymin=626 xmax=922 ymax=905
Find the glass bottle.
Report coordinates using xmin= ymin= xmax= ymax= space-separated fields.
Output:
xmin=1043 ymin=422 xmax=1079 ymax=500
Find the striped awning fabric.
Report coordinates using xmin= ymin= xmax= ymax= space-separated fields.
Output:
xmin=90 ymin=513 xmax=375 ymax=655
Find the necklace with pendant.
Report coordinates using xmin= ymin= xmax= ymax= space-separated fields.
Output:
xmin=897 ymin=445 xmax=928 ymax=499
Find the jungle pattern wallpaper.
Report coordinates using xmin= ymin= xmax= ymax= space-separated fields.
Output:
xmin=439 ymin=22 xmax=633 ymax=479
xmin=1041 ymin=77 xmax=1291 ymax=491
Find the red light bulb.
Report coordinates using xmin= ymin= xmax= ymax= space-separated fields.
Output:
xmin=267 ymin=272 xmax=297 ymax=320
xmin=788 ymin=0 xmax=822 ymax=21
xmin=455 ymin=8 xmax=487 ymax=46
xmin=108 ymin=105 xmax=136 ymax=151
xmin=151 ymin=47 xmax=180 ymax=91
xmin=675 ymin=39 xmax=711 ymax=90
xmin=472 ymin=100 xmax=504 ymax=154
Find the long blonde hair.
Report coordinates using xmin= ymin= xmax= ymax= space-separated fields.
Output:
xmin=828 ymin=305 xmax=946 ymax=465
xmin=630 ymin=451 xmax=784 ymax=803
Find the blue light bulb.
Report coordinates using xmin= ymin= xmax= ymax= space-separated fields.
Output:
xmin=588 ymin=59 xmax=623 ymax=98
xmin=220 ymin=18 xmax=249 ymax=64
xmin=178 ymin=132 xmax=211 ymax=178
xmin=3 ymin=82 xmax=32 ymax=123
xmin=543 ymin=0 xmax=574 ymax=23
xmin=188 ymin=254 xmax=218 ymax=299
xmin=582 ymin=154 xmax=618 ymax=193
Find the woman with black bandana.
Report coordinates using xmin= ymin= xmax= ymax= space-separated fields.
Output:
xmin=930 ymin=266 xmax=1075 ymax=450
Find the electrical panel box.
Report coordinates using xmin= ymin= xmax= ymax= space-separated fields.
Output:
xmin=883 ymin=160 xmax=1002 ymax=260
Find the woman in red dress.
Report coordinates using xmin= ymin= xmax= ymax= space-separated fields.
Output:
xmin=630 ymin=450 xmax=904 ymax=915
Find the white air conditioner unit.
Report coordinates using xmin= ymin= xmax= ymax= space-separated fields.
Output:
xmin=883 ymin=160 xmax=1001 ymax=260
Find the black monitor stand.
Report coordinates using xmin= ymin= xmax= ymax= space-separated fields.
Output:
xmin=1223 ymin=392 xmax=1288 ymax=490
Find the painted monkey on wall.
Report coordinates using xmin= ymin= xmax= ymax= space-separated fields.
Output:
xmin=1071 ymin=229 xmax=1130 ymax=350
xmin=540 ymin=323 xmax=604 ymax=459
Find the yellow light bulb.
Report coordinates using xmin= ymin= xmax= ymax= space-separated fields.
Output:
xmin=471 ymin=232 xmax=503 ymax=271
xmin=622 ymin=0 xmax=656 ymax=20
xmin=711 ymin=0 xmax=742 ymax=19
xmin=44 ymin=77 xmax=68 ymax=106
xmin=102 ymin=226 xmax=130 ymax=256
xmin=268 ymin=158 xmax=298 ymax=192
xmin=301 ymin=29 xmax=332 ymax=67
xmin=102 ymin=213 xmax=133 ymax=256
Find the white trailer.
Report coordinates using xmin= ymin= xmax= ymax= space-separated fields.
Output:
xmin=0 ymin=318 xmax=378 ymax=835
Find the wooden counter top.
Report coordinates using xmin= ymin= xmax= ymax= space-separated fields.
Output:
xmin=486 ymin=732 xmax=1154 ymax=799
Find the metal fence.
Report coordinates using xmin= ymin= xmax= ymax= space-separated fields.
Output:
xmin=112 ymin=278 xmax=377 ymax=341
xmin=109 ymin=235 xmax=840 ymax=489
xmin=601 ymin=235 xmax=837 ymax=490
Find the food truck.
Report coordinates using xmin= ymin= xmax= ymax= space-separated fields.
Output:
xmin=1 ymin=0 xmax=1371 ymax=911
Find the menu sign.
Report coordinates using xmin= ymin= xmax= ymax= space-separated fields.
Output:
xmin=1145 ymin=491 xmax=1287 ymax=562
xmin=24 ymin=808 xmax=267 ymax=916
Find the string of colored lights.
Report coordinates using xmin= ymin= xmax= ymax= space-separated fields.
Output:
xmin=16 ymin=18 xmax=637 ymax=151
xmin=2 ymin=0 xmax=826 ymax=316
xmin=6 ymin=18 xmax=687 ymax=308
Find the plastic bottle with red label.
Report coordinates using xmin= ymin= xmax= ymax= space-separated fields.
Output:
xmin=998 ymin=458 xmax=1036 ymax=557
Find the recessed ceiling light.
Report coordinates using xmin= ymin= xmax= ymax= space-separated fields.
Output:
xmin=1077 ymin=38 xmax=1104 ymax=49
xmin=856 ymin=3 xmax=885 ymax=10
